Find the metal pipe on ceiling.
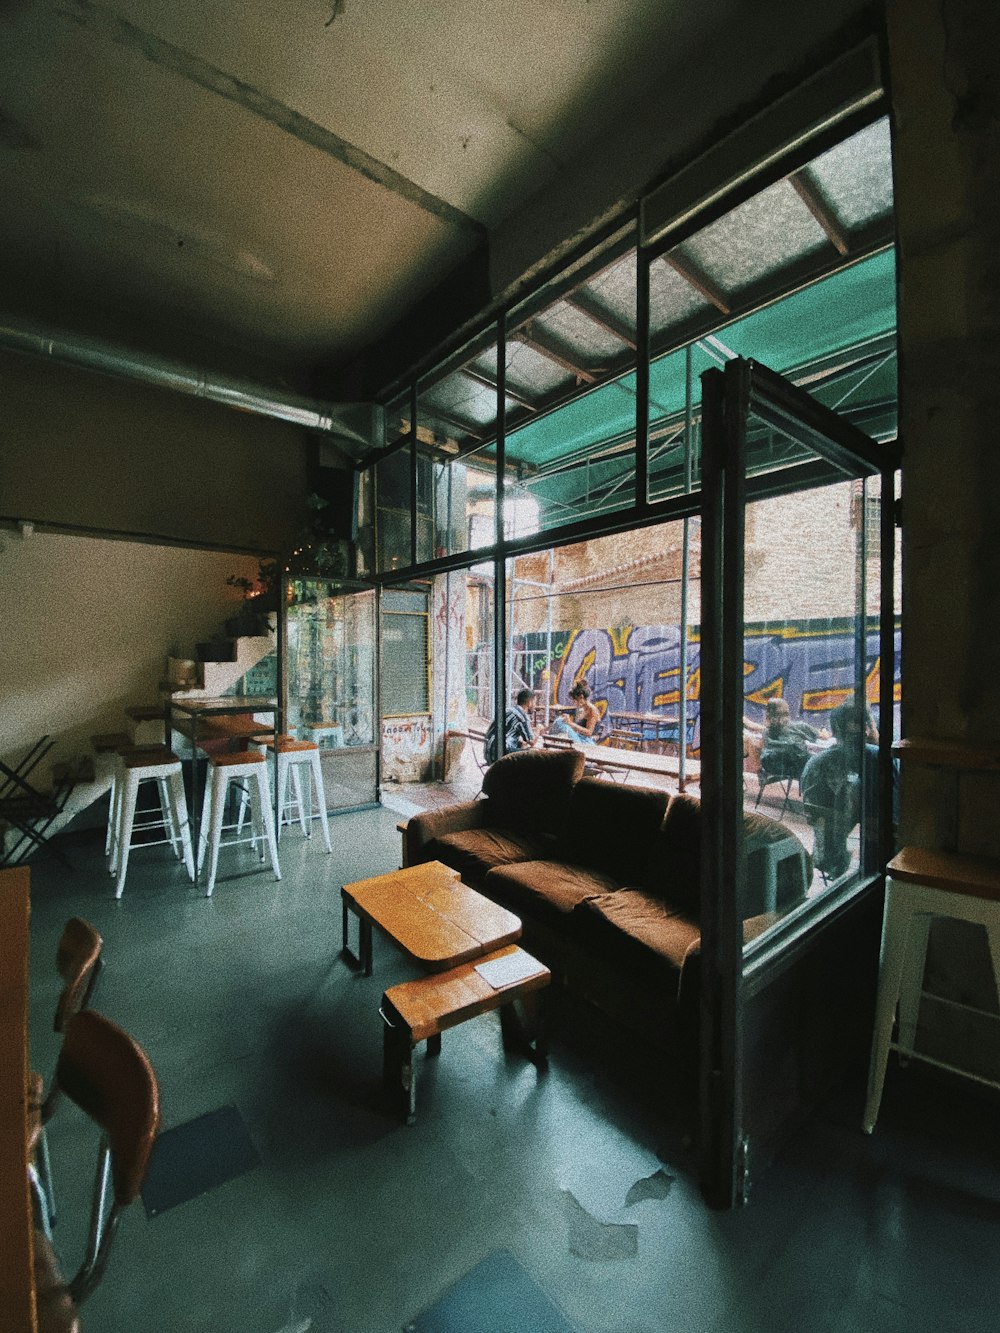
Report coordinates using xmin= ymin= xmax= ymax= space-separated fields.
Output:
xmin=0 ymin=315 xmax=379 ymax=451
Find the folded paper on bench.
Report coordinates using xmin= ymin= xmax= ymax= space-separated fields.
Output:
xmin=475 ymin=951 xmax=547 ymax=990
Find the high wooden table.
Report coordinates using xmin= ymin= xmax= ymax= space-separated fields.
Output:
xmin=340 ymin=861 xmax=522 ymax=975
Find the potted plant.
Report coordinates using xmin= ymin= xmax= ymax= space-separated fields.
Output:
xmin=225 ymin=560 xmax=280 ymax=637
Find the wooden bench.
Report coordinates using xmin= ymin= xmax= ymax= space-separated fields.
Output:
xmin=380 ymin=944 xmax=551 ymax=1124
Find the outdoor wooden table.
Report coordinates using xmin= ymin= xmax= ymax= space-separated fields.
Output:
xmin=605 ymin=710 xmax=682 ymax=750
xmin=165 ymin=695 xmax=280 ymax=890
xmin=550 ymin=738 xmax=701 ymax=791
xmin=340 ymin=861 xmax=522 ymax=975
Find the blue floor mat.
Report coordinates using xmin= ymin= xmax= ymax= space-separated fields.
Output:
xmin=141 ymin=1104 xmax=261 ymax=1218
xmin=405 ymin=1250 xmax=576 ymax=1333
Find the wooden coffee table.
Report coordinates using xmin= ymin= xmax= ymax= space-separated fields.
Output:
xmin=340 ymin=861 xmax=522 ymax=976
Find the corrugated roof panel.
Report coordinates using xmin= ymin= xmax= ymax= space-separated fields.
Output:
xmin=505 ymin=336 xmax=576 ymax=396
xmin=419 ymin=371 xmax=494 ymax=434
xmin=802 ymin=117 xmax=893 ymax=231
xmin=648 ymin=254 xmax=713 ymax=335
xmin=532 ymin=299 xmax=627 ymax=362
xmin=505 ymin=248 xmax=896 ymax=472
xmin=674 ymin=178 xmax=829 ymax=295
xmin=583 ymin=250 xmax=638 ymax=330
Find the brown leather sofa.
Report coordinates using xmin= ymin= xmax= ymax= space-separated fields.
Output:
xmin=402 ymin=748 xmax=812 ymax=1062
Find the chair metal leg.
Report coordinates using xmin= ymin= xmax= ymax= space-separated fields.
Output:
xmin=168 ymin=769 xmax=196 ymax=882
xmin=255 ymin=768 xmax=281 ymax=881
xmin=114 ymin=772 xmax=140 ymax=899
xmin=310 ymin=750 xmax=332 ymax=853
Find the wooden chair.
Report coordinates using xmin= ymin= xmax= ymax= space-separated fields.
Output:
xmin=30 ymin=918 xmax=104 ymax=1229
xmin=31 ymin=1011 xmax=160 ymax=1308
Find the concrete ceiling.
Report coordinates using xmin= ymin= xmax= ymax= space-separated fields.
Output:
xmin=0 ymin=0 xmax=730 ymax=381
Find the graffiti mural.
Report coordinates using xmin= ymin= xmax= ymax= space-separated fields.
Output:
xmin=517 ymin=620 xmax=902 ymax=752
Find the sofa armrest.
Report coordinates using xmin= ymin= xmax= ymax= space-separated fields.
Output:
xmin=404 ymin=800 xmax=488 ymax=864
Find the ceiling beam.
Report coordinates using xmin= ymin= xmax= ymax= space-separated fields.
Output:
xmin=63 ymin=0 xmax=483 ymax=237
xmin=564 ymin=293 xmax=638 ymax=350
xmin=422 ymin=409 xmax=485 ymax=443
xmin=663 ymin=252 xmax=731 ymax=314
xmin=789 ymin=171 xmax=850 ymax=256
xmin=515 ymin=326 xmax=597 ymax=383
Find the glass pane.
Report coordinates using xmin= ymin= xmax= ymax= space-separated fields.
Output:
xmin=741 ymin=452 xmax=879 ymax=944
xmin=354 ymin=466 xmax=375 ymax=578
xmin=286 ymin=582 xmax=375 ymax=749
xmin=372 ymin=394 xmax=411 ymax=573
xmin=504 ymin=524 xmax=698 ymax=779
xmin=503 ymin=257 xmax=637 ymax=538
xmin=646 ymin=340 xmax=717 ymax=502
xmin=375 ymin=443 xmax=412 ymax=573
xmin=415 ymin=332 xmax=501 ymax=560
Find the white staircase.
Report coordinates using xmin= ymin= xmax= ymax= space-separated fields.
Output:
xmin=1 ymin=618 xmax=278 ymax=861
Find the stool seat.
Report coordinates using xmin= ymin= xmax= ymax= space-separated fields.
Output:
xmin=863 ymin=845 xmax=1000 ymax=1133
xmin=887 ymin=847 xmax=1000 ymax=901
xmin=263 ymin=738 xmax=317 ymax=753
xmin=213 ymin=749 xmax=267 ymax=767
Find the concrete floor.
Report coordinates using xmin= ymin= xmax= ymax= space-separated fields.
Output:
xmin=26 ymin=805 xmax=1000 ymax=1333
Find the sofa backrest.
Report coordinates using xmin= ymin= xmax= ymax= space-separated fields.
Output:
xmin=645 ymin=795 xmax=811 ymax=922
xmin=558 ymin=777 xmax=669 ymax=883
xmin=481 ymin=747 xmax=585 ymax=838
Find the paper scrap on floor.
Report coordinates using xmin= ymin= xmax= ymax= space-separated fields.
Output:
xmin=475 ymin=951 xmax=547 ymax=990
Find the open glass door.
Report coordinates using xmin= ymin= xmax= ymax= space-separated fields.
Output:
xmin=700 ymin=357 xmax=899 ymax=1206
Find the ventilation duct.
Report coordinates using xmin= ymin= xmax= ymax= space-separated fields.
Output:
xmin=0 ymin=315 xmax=382 ymax=457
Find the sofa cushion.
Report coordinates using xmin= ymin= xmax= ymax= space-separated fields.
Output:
xmin=572 ymin=889 xmax=701 ymax=996
xmin=484 ymin=859 xmax=619 ymax=929
xmin=558 ymin=778 xmax=668 ymax=883
xmin=481 ymin=748 xmax=585 ymax=840
xmin=425 ymin=828 xmax=553 ymax=884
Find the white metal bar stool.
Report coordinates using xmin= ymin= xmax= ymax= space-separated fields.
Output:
xmin=198 ymin=750 xmax=281 ymax=898
xmin=108 ymin=746 xmax=195 ymax=899
xmin=863 ymin=846 xmax=1000 ymax=1133
xmin=254 ymin=736 xmax=332 ymax=853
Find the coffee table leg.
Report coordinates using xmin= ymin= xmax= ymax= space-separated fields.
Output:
xmin=500 ymin=990 xmax=549 ymax=1067
xmin=381 ymin=1003 xmax=417 ymax=1125
xmin=341 ymin=893 xmax=370 ymax=973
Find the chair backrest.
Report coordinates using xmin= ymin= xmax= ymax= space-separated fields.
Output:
xmin=53 ymin=917 xmax=103 ymax=1033
xmin=54 ymin=1011 xmax=160 ymax=1303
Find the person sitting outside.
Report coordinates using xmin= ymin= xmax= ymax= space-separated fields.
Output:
xmin=758 ymin=697 xmax=826 ymax=785
xmin=800 ymin=700 xmax=879 ymax=881
xmin=549 ymin=681 xmax=601 ymax=745
xmin=483 ymin=689 xmax=543 ymax=764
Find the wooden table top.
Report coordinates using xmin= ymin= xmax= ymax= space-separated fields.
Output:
xmin=342 ymin=861 xmax=522 ymax=971
xmin=167 ymin=696 xmax=277 ymax=717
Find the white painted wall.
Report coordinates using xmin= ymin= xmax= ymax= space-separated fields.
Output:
xmin=0 ymin=528 xmax=257 ymax=791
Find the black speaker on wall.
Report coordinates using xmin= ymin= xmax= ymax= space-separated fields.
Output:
xmin=308 ymin=447 xmax=358 ymax=541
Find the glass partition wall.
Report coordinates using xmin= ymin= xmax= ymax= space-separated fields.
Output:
xmin=358 ymin=97 xmax=898 ymax=1203
xmin=285 ymin=580 xmax=378 ymax=812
